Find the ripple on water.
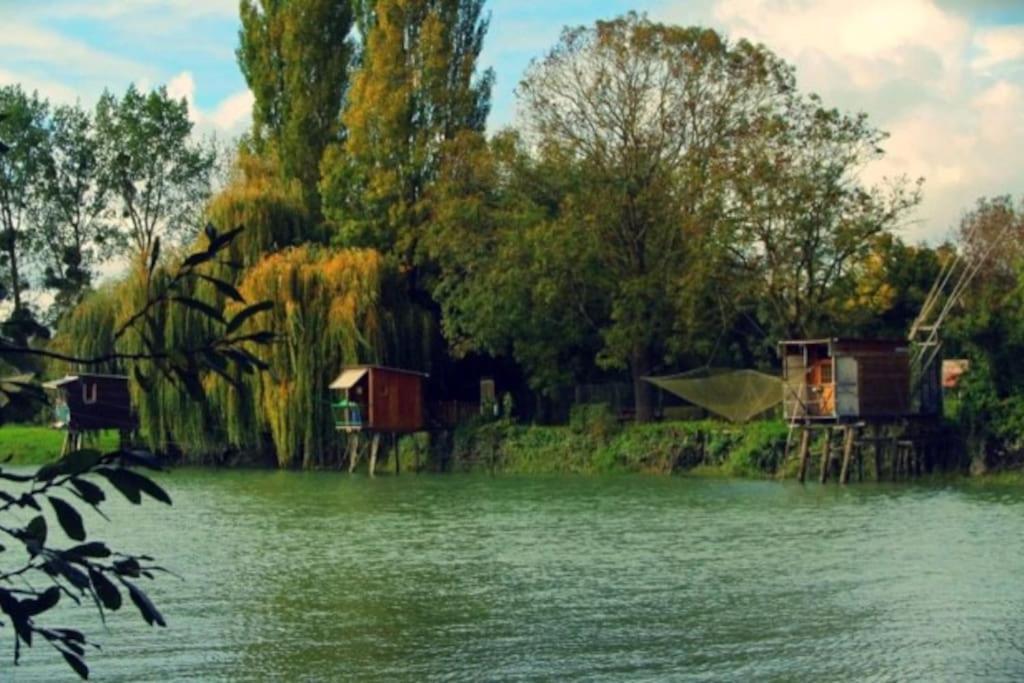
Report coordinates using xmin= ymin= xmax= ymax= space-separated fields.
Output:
xmin=11 ymin=472 xmax=1024 ymax=682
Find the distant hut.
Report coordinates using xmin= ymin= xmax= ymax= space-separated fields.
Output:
xmin=329 ymin=366 xmax=427 ymax=475
xmin=42 ymin=374 xmax=137 ymax=453
xmin=780 ymin=339 xmax=914 ymax=421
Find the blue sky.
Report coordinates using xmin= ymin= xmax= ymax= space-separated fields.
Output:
xmin=2 ymin=0 xmax=1023 ymax=242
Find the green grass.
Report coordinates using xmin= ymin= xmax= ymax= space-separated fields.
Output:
xmin=0 ymin=425 xmax=120 ymax=465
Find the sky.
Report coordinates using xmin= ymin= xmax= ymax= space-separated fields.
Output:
xmin=2 ymin=0 xmax=1023 ymax=243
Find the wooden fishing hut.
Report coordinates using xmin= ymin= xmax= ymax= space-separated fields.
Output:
xmin=780 ymin=339 xmax=943 ymax=484
xmin=329 ymin=365 xmax=426 ymax=475
xmin=42 ymin=374 xmax=137 ymax=454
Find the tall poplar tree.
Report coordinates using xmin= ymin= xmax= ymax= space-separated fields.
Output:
xmin=320 ymin=0 xmax=494 ymax=261
xmin=237 ymin=0 xmax=355 ymax=218
xmin=0 ymin=86 xmax=50 ymax=324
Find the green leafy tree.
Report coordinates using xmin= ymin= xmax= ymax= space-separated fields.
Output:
xmin=237 ymin=0 xmax=355 ymax=217
xmin=0 ymin=86 xmax=50 ymax=336
xmin=94 ymin=85 xmax=215 ymax=259
xmin=35 ymin=102 xmax=114 ymax=319
xmin=724 ymin=93 xmax=922 ymax=342
xmin=321 ymin=0 xmax=493 ymax=261
xmin=425 ymin=130 xmax=605 ymax=395
xmin=515 ymin=14 xmax=794 ymax=421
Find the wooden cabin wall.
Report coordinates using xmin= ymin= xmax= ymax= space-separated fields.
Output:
xmin=854 ymin=352 xmax=911 ymax=417
xmin=66 ymin=377 xmax=137 ymax=431
xmin=368 ymin=370 xmax=424 ymax=433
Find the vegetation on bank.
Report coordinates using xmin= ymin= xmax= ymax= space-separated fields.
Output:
xmin=0 ymin=425 xmax=119 ymax=464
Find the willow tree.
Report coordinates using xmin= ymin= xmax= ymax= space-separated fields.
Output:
xmin=231 ymin=246 xmax=386 ymax=468
xmin=321 ymin=0 xmax=493 ymax=261
xmin=516 ymin=14 xmax=794 ymax=421
xmin=238 ymin=0 xmax=355 ymax=217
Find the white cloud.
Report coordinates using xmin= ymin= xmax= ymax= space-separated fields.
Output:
xmin=972 ymin=26 xmax=1024 ymax=70
xmin=0 ymin=21 xmax=154 ymax=98
xmin=650 ymin=0 xmax=1024 ymax=242
xmin=165 ymin=71 xmax=253 ymax=136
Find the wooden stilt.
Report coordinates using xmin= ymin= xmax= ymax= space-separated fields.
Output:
xmin=839 ymin=426 xmax=855 ymax=485
xmin=347 ymin=433 xmax=361 ymax=473
xmin=819 ymin=427 xmax=832 ymax=484
xmin=368 ymin=433 xmax=380 ymax=477
xmin=856 ymin=440 xmax=865 ymax=482
xmin=796 ymin=427 xmax=811 ymax=483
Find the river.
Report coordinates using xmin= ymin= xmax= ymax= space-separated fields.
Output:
xmin=10 ymin=471 xmax=1024 ymax=681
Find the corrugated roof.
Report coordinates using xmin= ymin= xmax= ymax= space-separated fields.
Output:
xmin=329 ymin=368 xmax=369 ymax=390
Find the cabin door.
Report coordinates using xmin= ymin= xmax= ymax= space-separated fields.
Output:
xmin=835 ymin=356 xmax=859 ymax=417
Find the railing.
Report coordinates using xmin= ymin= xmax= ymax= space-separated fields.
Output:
xmin=784 ymin=383 xmax=835 ymax=419
xmin=333 ymin=400 xmax=364 ymax=431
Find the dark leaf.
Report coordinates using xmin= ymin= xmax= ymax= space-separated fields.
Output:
xmin=148 ymin=236 xmax=160 ymax=273
xmin=124 ymin=580 xmax=165 ymax=627
xmin=111 ymin=449 xmax=163 ymax=471
xmin=70 ymin=478 xmax=105 ymax=505
xmin=49 ymin=496 xmax=86 ymax=541
xmin=95 ymin=468 xmax=140 ymax=504
xmin=46 ymin=556 xmax=91 ymax=590
xmin=197 ymin=274 xmax=244 ymax=302
xmin=181 ymin=249 xmax=214 ymax=269
xmin=88 ymin=568 xmax=121 ymax=611
xmin=112 ymin=557 xmax=141 ymax=577
xmin=208 ymin=225 xmax=244 ymax=252
xmin=96 ymin=468 xmax=171 ymax=505
xmin=66 ymin=542 xmax=111 ymax=559
xmin=172 ymin=366 xmax=206 ymax=401
xmin=59 ymin=647 xmax=89 ymax=680
xmin=172 ymin=296 xmax=224 ymax=323
xmin=26 ymin=515 xmax=47 ymax=546
xmin=35 ymin=462 xmax=63 ymax=481
xmin=134 ymin=366 xmax=152 ymax=392
xmin=231 ymin=331 xmax=275 ymax=345
xmin=24 ymin=586 xmax=61 ymax=615
xmin=62 ymin=449 xmax=102 ymax=476
xmin=226 ymin=300 xmax=273 ymax=334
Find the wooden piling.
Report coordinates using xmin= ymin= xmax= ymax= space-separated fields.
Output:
xmin=368 ymin=433 xmax=380 ymax=477
xmin=796 ymin=427 xmax=812 ymax=483
xmin=839 ymin=426 xmax=855 ymax=485
xmin=393 ymin=433 xmax=400 ymax=475
xmin=347 ymin=433 xmax=361 ymax=473
xmin=819 ymin=427 xmax=832 ymax=484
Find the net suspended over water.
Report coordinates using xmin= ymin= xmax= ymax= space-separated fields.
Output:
xmin=644 ymin=368 xmax=784 ymax=423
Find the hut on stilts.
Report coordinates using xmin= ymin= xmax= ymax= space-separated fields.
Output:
xmin=330 ymin=365 xmax=426 ymax=476
xmin=42 ymin=374 xmax=138 ymax=454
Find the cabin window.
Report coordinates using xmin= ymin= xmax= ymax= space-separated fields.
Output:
xmin=820 ymin=362 xmax=833 ymax=384
xmin=82 ymin=382 xmax=98 ymax=405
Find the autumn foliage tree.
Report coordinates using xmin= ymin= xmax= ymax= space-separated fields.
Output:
xmin=237 ymin=0 xmax=355 ymax=217
xmin=321 ymin=0 xmax=493 ymax=262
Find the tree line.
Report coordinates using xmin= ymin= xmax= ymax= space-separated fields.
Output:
xmin=3 ymin=3 xmax=1023 ymax=465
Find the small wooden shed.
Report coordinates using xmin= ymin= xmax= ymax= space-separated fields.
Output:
xmin=42 ymin=374 xmax=137 ymax=432
xmin=780 ymin=339 xmax=911 ymax=421
xmin=329 ymin=365 xmax=426 ymax=433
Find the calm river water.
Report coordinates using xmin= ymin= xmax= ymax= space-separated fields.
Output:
xmin=11 ymin=471 xmax=1024 ymax=681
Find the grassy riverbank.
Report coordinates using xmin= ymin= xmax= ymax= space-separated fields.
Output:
xmin=0 ymin=425 xmax=120 ymax=465
xmin=427 ymin=408 xmax=793 ymax=477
